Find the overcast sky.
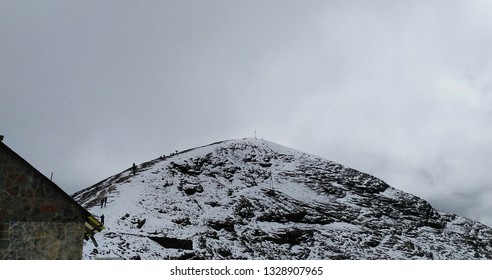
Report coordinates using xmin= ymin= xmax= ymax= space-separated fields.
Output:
xmin=1 ymin=1 xmax=492 ymax=226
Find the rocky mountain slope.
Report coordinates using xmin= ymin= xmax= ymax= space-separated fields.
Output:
xmin=73 ymin=138 xmax=492 ymax=259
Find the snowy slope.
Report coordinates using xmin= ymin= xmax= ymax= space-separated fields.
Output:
xmin=73 ymin=138 xmax=492 ymax=260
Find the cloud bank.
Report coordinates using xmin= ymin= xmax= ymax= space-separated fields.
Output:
xmin=1 ymin=1 xmax=492 ymax=225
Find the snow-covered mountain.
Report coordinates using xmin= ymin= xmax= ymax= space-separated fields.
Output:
xmin=73 ymin=138 xmax=492 ymax=260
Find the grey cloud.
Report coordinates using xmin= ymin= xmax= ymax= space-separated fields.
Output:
xmin=1 ymin=1 xmax=492 ymax=227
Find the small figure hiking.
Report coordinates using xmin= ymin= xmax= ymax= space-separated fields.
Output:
xmin=132 ymin=163 xmax=137 ymax=175
xmin=100 ymin=214 xmax=105 ymax=225
xmin=101 ymin=197 xmax=108 ymax=208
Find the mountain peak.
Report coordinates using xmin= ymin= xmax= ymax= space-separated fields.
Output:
xmin=74 ymin=138 xmax=492 ymax=260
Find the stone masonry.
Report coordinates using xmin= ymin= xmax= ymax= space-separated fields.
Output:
xmin=0 ymin=141 xmax=89 ymax=259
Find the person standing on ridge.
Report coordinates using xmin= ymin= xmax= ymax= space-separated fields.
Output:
xmin=132 ymin=163 xmax=136 ymax=175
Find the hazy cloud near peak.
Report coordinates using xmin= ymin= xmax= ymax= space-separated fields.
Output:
xmin=2 ymin=1 xmax=492 ymax=226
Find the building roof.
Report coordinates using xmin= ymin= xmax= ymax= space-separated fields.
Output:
xmin=0 ymin=139 xmax=104 ymax=241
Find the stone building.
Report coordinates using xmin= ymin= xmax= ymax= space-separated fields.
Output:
xmin=0 ymin=137 xmax=104 ymax=259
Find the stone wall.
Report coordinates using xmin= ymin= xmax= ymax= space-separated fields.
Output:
xmin=0 ymin=143 xmax=88 ymax=259
xmin=0 ymin=222 xmax=84 ymax=259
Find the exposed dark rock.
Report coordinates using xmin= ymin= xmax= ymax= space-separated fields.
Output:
xmin=172 ymin=217 xmax=191 ymax=226
xmin=265 ymin=228 xmax=316 ymax=245
xmin=207 ymin=217 xmax=236 ymax=232
xmin=233 ymin=196 xmax=255 ymax=219
xmin=182 ymin=184 xmax=203 ymax=195
xmin=136 ymin=218 xmax=146 ymax=229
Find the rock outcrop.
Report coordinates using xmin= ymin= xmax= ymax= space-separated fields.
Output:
xmin=74 ymin=138 xmax=492 ymax=260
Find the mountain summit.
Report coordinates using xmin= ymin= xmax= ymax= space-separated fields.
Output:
xmin=73 ymin=138 xmax=492 ymax=259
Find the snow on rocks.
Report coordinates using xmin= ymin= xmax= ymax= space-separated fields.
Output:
xmin=74 ymin=138 xmax=492 ymax=260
